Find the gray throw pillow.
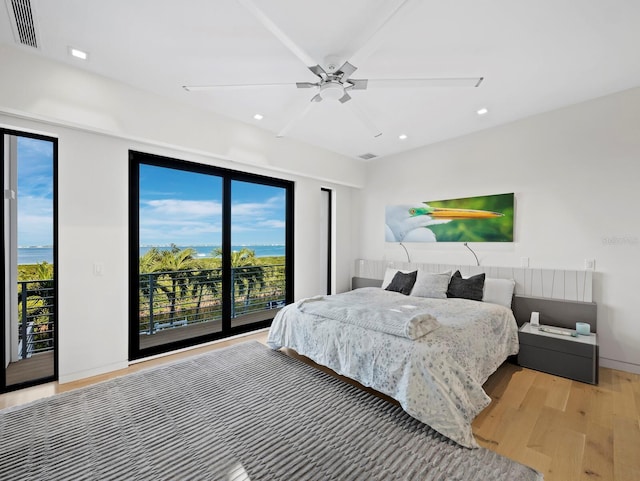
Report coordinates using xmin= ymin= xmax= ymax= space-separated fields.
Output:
xmin=446 ymin=270 xmax=485 ymax=301
xmin=385 ymin=270 xmax=418 ymax=295
xmin=411 ymin=271 xmax=451 ymax=299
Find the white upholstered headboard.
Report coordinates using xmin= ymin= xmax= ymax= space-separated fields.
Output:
xmin=354 ymin=259 xmax=593 ymax=303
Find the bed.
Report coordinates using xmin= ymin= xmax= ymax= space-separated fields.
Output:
xmin=267 ymin=270 xmax=520 ymax=448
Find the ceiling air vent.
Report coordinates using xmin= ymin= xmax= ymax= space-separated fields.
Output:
xmin=358 ymin=153 xmax=377 ymax=160
xmin=5 ymin=0 xmax=39 ymax=48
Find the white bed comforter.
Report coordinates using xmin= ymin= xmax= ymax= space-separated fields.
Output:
xmin=297 ymin=292 xmax=440 ymax=340
xmin=267 ymin=287 xmax=519 ymax=448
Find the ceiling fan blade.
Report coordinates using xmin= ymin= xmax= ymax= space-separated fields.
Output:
xmin=336 ymin=61 xmax=357 ymax=80
xmin=347 ymin=0 xmax=419 ymax=67
xmin=237 ymin=0 xmax=318 ymax=67
xmin=296 ymin=82 xmax=319 ymax=89
xmin=345 ymin=79 xmax=368 ymax=90
xmin=338 ymin=92 xmax=352 ymax=104
xmin=183 ymin=83 xmax=294 ymax=92
xmin=347 ymin=100 xmax=382 ymax=138
xmin=277 ymin=100 xmax=317 ymax=137
xmin=366 ymin=77 xmax=484 ymax=88
xmin=308 ymin=65 xmax=328 ymax=79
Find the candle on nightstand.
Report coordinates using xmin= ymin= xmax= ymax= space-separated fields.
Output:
xmin=576 ymin=322 xmax=590 ymax=335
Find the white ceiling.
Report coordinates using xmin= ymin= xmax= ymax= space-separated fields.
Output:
xmin=2 ymin=0 xmax=640 ymax=160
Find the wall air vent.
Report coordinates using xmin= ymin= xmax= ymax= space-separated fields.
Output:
xmin=5 ymin=0 xmax=39 ymax=48
xmin=358 ymin=153 xmax=377 ymax=160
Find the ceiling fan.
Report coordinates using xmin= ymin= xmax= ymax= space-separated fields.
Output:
xmin=183 ymin=0 xmax=483 ymax=139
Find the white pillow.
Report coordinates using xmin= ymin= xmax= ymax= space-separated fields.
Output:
xmin=381 ymin=267 xmax=411 ymax=289
xmin=483 ymin=278 xmax=515 ymax=307
xmin=410 ymin=270 xmax=451 ymax=299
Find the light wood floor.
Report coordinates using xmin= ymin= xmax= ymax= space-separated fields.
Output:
xmin=2 ymin=330 xmax=638 ymax=481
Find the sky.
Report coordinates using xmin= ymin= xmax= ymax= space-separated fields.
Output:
xmin=15 ymin=142 xmax=286 ymax=248
xmin=139 ymin=164 xmax=286 ymax=246
xmin=17 ymin=137 xmax=54 ymax=247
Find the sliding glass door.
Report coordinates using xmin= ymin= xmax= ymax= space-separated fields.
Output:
xmin=129 ymin=151 xmax=293 ymax=359
xmin=230 ymin=179 xmax=289 ymax=327
xmin=134 ymin=162 xmax=223 ymax=352
xmin=2 ymin=130 xmax=57 ymax=392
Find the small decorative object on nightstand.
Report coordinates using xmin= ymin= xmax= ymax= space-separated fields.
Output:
xmin=518 ymin=322 xmax=599 ymax=384
xmin=575 ymin=322 xmax=591 ymax=335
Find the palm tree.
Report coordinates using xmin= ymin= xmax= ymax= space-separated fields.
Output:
xmin=16 ymin=261 xmax=55 ymax=356
xmin=140 ymin=245 xmax=201 ymax=327
xmin=192 ymin=264 xmax=222 ymax=321
xmin=35 ymin=261 xmax=54 ymax=280
xmin=156 ymin=246 xmax=201 ymax=323
xmin=139 ymin=247 xmax=161 ymax=303
xmin=139 ymin=247 xmax=162 ymax=274
xmin=213 ymin=247 xmax=265 ymax=315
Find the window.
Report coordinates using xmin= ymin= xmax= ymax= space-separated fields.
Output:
xmin=129 ymin=151 xmax=293 ymax=359
xmin=2 ymin=130 xmax=57 ymax=392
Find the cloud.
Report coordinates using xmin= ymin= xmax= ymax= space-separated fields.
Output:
xmin=140 ymin=190 xmax=286 ymax=245
xmin=144 ymin=199 xmax=222 ymax=218
xmin=230 ymin=195 xmax=286 ymax=238
xmin=257 ymin=219 xmax=286 ymax=229
xmin=139 ymin=199 xmax=224 ymax=245
xmin=17 ymin=196 xmax=54 ymax=246
xmin=17 ymin=138 xmax=54 ymax=197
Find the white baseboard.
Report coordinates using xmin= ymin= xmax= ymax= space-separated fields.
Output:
xmin=59 ymin=360 xmax=129 ymax=384
xmin=600 ymin=357 xmax=640 ymax=375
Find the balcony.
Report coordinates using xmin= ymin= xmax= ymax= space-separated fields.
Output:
xmin=16 ymin=279 xmax=55 ymax=358
xmin=6 ymin=280 xmax=56 ymax=385
xmin=138 ymin=264 xmax=286 ymax=349
xmin=7 ymin=264 xmax=285 ymax=384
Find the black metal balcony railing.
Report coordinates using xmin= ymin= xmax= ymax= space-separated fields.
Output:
xmin=14 ymin=264 xmax=285 ymax=356
xmin=139 ymin=264 xmax=286 ymax=335
xmin=17 ymin=280 xmax=55 ymax=360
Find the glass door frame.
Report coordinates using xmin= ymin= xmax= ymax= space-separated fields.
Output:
xmin=128 ymin=150 xmax=294 ymax=360
xmin=320 ymin=188 xmax=332 ymax=295
xmin=1 ymin=128 xmax=58 ymax=393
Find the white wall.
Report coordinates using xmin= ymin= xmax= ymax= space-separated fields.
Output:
xmin=356 ymin=87 xmax=640 ymax=374
xmin=0 ymin=45 xmax=361 ymax=382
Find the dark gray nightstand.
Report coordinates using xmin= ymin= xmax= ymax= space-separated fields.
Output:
xmin=518 ymin=322 xmax=599 ymax=384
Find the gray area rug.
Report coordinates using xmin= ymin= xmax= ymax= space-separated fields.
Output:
xmin=0 ymin=341 xmax=542 ymax=480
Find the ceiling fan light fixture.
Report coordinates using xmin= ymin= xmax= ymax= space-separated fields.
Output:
xmin=319 ymin=81 xmax=345 ymax=101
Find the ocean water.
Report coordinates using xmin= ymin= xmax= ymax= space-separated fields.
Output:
xmin=18 ymin=245 xmax=285 ymax=265
xmin=18 ymin=247 xmax=54 ymax=265
xmin=139 ymin=245 xmax=286 ymax=259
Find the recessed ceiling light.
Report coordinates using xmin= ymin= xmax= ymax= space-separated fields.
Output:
xmin=477 ymin=108 xmax=489 ymax=116
xmin=253 ymin=113 xmax=264 ymax=120
xmin=69 ymin=47 xmax=88 ymax=60
xmin=398 ymin=134 xmax=408 ymax=140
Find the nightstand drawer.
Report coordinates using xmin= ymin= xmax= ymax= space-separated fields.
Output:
xmin=518 ymin=330 xmax=594 ymax=357
xmin=518 ymin=344 xmax=598 ymax=384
